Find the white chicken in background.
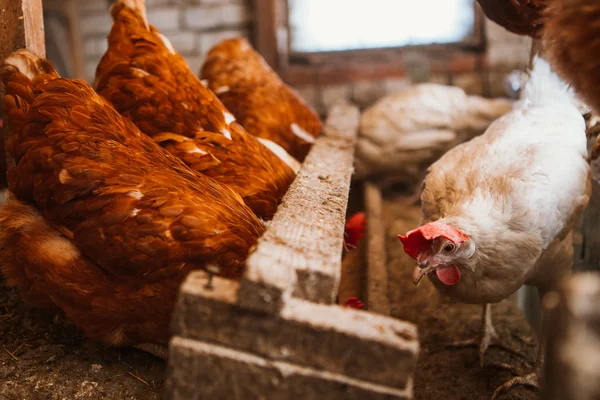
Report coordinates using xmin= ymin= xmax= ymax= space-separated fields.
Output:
xmin=356 ymin=84 xmax=514 ymax=190
xmin=398 ymin=57 xmax=590 ymax=398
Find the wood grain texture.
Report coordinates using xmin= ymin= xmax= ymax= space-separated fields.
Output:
xmin=240 ymin=103 xmax=360 ymax=312
xmin=172 ymin=271 xmax=418 ymax=390
xmin=543 ymin=273 xmax=600 ymax=400
xmin=165 ymin=337 xmax=412 ymax=400
xmin=0 ymin=0 xmax=45 ymax=188
xmin=364 ymin=182 xmax=391 ymax=316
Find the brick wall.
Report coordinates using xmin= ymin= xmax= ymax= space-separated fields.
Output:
xmin=78 ymin=0 xmax=252 ymax=82
xmin=75 ymin=1 xmax=530 ymax=115
xmin=294 ymin=21 xmax=532 ymax=115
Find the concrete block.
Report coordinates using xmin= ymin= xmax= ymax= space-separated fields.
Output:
xmin=147 ymin=7 xmax=181 ymax=32
xmin=351 ymin=80 xmax=386 ymax=108
xmin=321 ymin=84 xmax=352 ymax=111
xmin=382 ymin=77 xmax=410 ymax=95
xmin=452 ymin=72 xmax=484 ymax=96
xmin=165 ymin=337 xmax=413 ymax=400
xmin=166 ymin=32 xmax=197 ymax=54
xmin=184 ymin=4 xmax=250 ymax=30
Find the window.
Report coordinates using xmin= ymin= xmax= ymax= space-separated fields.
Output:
xmin=288 ymin=0 xmax=477 ymax=53
xmin=253 ymin=0 xmax=484 ymax=85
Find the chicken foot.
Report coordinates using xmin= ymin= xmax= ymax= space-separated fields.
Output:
xmin=134 ymin=343 xmax=169 ymax=360
xmin=445 ymin=303 xmax=530 ymax=366
xmin=490 ymin=300 xmax=547 ymax=399
xmin=490 ymin=333 xmax=543 ymax=399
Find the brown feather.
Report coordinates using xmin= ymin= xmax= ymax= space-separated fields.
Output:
xmin=201 ymin=38 xmax=322 ymax=162
xmin=1 ymin=49 xmax=265 ymax=345
xmin=477 ymin=0 xmax=546 ymax=38
xmin=544 ymin=0 xmax=600 ymax=116
xmin=94 ymin=0 xmax=294 ymax=219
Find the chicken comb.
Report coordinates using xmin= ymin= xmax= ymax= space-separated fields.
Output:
xmin=398 ymin=221 xmax=469 ymax=259
xmin=344 ymin=212 xmax=367 ymax=250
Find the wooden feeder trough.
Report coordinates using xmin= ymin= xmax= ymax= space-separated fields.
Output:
xmin=164 ymin=104 xmax=419 ymax=399
xmin=1 ymin=2 xmax=419 ymax=398
xmin=5 ymin=1 xmax=599 ymax=399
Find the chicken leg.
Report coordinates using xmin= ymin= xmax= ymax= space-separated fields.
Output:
xmin=448 ymin=303 xmax=530 ymax=366
xmin=490 ymin=296 xmax=547 ymax=399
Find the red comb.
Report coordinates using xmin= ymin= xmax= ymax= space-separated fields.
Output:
xmin=398 ymin=221 xmax=469 ymax=259
xmin=344 ymin=297 xmax=364 ymax=309
xmin=344 ymin=212 xmax=367 ymax=250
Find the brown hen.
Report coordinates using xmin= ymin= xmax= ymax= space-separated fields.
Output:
xmin=0 ymin=49 xmax=264 ymax=345
xmin=201 ymin=38 xmax=322 ymax=162
xmin=94 ymin=0 xmax=295 ymax=220
xmin=544 ymin=0 xmax=600 ymax=116
xmin=477 ymin=0 xmax=546 ymax=38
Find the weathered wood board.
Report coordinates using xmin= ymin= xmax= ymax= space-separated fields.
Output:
xmin=0 ymin=0 xmax=45 ymax=188
xmin=240 ymin=102 xmax=360 ymax=313
xmin=365 ymin=181 xmax=391 ymax=316
xmin=166 ymin=104 xmax=419 ymax=399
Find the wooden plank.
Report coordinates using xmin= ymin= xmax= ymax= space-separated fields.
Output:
xmin=0 ymin=0 xmax=45 ymax=187
xmin=165 ymin=337 xmax=413 ymax=400
xmin=574 ymin=180 xmax=600 ymax=272
xmin=0 ymin=0 xmax=45 ymax=61
xmin=172 ymin=271 xmax=418 ymax=390
xmin=364 ymin=182 xmax=391 ymax=316
xmin=543 ymin=273 xmax=600 ymax=400
xmin=240 ymin=103 xmax=360 ymax=312
xmin=253 ymin=0 xmax=281 ymax=71
xmin=63 ymin=0 xmax=85 ymax=80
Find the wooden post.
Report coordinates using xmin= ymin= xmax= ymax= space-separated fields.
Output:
xmin=0 ymin=0 xmax=45 ymax=187
xmin=543 ymin=273 xmax=600 ymax=400
xmin=364 ymin=182 xmax=391 ymax=316
xmin=253 ymin=0 xmax=288 ymax=72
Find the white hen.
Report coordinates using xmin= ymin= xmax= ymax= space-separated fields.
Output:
xmin=398 ymin=57 xmax=590 ymax=398
xmin=356 ymin=84 xmax=513 ymax=187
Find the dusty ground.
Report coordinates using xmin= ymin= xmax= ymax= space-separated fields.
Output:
xmin=0 ymin=280 xmax=165 ymax=400
xmin=382 ymin=191 xmax=539 ymax=400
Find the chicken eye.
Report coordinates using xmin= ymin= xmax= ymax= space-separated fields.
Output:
xmin=443 ymin=243 xmax=456 ymax=253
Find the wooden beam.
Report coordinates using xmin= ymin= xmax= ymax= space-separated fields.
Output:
xmin=364 ymin=182 xmax=391 ymax=316
xmin=239 ymin=103 xmax=360 ymax=313
xmin=253 ymin=0 xmax=280 ymax=70
xmin=543 ymin=273 xmax=600 ymax=400
xmin=0 ymin=0 xmax=46 ymax=62
xmin=0 ymin=0 xmax=45 ymax=188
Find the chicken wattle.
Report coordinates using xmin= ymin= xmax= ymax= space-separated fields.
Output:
xmin=399 ymin=57 xmax=590 ymax=398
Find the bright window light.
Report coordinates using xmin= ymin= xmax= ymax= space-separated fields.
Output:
xmin=289 ymin=0 xmax=476 ymax=53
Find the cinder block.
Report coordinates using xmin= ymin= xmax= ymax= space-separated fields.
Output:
xmin=172 ymin=271 xmax=418 ymax=390
xmin=165 ymin=32 xmax=197 ymax=55
xmin=321 ymin=84 xmax=352 ymax=111
xmin=147 ymin=7 xmax=181 ymax=31
xmin=184 ymin=4 xmax=249 ymax=30
xmin=352 ymin=80 xmax=386 ymax=108
xmin=165 ymin=337 xmax=413 ymax=400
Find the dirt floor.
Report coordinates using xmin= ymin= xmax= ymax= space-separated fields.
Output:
xmin=0 ymin=280 xmax=165 ymax=400
xmin=382 ymin=190 xmax=539 ymax=400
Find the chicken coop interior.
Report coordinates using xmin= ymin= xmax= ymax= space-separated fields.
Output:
xmin=1 ymin=0 xmax=600 ymax=399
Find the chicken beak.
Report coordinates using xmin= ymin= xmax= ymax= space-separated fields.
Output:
xmin=412 ymin=263 xmax=435 ymax=286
